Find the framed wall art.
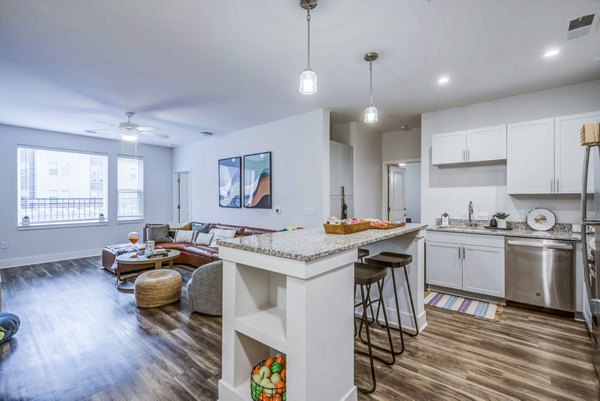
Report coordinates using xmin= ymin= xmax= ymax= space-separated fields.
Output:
xmin=243 ymin=151 xmax=271 ymax=209
xmin=218 ymin=157 xmax=241 ymax=208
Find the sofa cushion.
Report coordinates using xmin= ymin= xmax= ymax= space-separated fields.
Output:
xmin=211 ymin=223 xmax=245 ymax=236
xmin=183 ymin=245 xmax=218 ymax=258
xmin=146 ymin=224 xmax=172 ymax=244
xmin=191 ymin=222 xmax=211 ymax=233
xmin=174 ymin=229 xmax=196 ymax=243
xmin=193 ymin=232 xmax=214 ymax=246
xmin=209 ymin=228 xmax=237 ymax=247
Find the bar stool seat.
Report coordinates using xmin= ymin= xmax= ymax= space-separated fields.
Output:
xmin=366 ymin=252 xmax=412 ymax=268
xmin=355 ymin=262 xmax=386 ymax=285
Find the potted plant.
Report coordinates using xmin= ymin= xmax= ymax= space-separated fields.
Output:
xmin=494 ymin=212 xmax=510 ymax=229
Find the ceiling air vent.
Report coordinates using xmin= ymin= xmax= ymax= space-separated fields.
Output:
xmin=563 ymin=11 xmax=600 ymax=41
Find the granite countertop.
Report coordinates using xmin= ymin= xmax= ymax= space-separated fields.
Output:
xmin=218 ymin=223 xmax=427 ymax=262
xmin=427 ymin=220 xmax=581 ymax=242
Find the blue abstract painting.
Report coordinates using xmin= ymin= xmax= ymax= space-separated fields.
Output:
xmin=219 ymin=157 xmax=241 ymax=208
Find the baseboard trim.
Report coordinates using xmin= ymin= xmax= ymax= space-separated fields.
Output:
xmin=0 ymin=249 xmax=100 ymax=269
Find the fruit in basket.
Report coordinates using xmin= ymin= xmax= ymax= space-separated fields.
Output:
xmin=260 ymin=379 xmax=276 ymax=396
xmin=280 ymin=368 xmax=286 ymax=382
xmin=259 ymin=365 xmax=271 ymax=380
xmin=273 ymin=394 xmax=282 ymax=401
xmin=265 ymin=357 xmax=275 ymax=368
xmin=275 ymin=355 xmax=285 ymax=366
xmin=271 ymin=361 xmax=283 ymax=374
xmin=275 ymin=380 xmax=285 ymax=394
xmin=270 ymin=373 xmax=281 ymax=384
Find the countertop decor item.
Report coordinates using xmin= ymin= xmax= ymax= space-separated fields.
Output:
xmin=441 ymin=213 xmax=450 ymax=226
xmin=493 ymin=212 xmax=510 ymax=229
xmin=323 ymin=218 xmax=371 ymax=234
xmin=526 ymin=208 xmax=556 ymax=231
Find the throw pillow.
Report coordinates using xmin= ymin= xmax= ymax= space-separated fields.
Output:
xmin=191 ymin=222 xmax=211 ymax=233
xmin=174 ymin=230 xmax=196 ymax=243
xmin=209 ymin=228 xmax=236 ymax=247
xmin=146 ymin=224 xmax=172 ymax=243
xmin=193 ymin=232 xmax=214 ymax=246
xmin=169 ymin=221 xmax=192 ymax=230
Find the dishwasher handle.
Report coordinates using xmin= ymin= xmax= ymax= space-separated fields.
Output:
xmin=506 ymin=240 xmax=573 ymax=250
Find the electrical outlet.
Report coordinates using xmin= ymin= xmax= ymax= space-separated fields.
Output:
xmin=1 ymin=241 xmax=8 ymax=249
xmin=275 ymin=207 xmax=282 ymax=215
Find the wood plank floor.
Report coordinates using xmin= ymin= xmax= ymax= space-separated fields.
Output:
xmin=0 ymin=258 xmax=597 ymax=401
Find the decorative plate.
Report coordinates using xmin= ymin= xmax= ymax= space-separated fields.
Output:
xmin=526 ymin=208 xmax=556 ymax=231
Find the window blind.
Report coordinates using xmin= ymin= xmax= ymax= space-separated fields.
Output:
xmin=117 ymin=156 xmax=144 ymax=220
xmin=17 ymin=146 xmax=108 ymax=225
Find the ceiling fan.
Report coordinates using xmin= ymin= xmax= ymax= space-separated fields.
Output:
xmin=85 ymin=111 xmax=169 ymax=141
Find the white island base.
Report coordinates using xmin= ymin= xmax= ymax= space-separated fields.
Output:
xmin=217 ymin=224 xmax=427 ymax=401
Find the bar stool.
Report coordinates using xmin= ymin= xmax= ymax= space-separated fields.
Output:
xmin=354 ymin=262 xmax=395 ymax=394
xmin=357 ymin=248 xmax=370 ymax=263
xmin=366 ymin=252 xmax=419 ymax=356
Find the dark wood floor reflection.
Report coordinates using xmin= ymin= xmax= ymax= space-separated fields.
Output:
xmin=0 ymin=258 xmax=597 ymax=400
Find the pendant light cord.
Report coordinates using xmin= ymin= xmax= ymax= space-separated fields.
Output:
xmin=306 ymin=8 xmax=311 ymax=68
xmin=369 ymin=61 xmax=374 ymax=106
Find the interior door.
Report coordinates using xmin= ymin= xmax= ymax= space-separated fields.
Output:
xmin=176 ymin=172 xmax=190 ymax=223
xmin=388 ymin=165 xmax=405 ymax=221
xmin=555 ymin=111 xmax=599 ymax=194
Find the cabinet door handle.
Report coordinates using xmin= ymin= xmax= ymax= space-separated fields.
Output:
xmin=467 ymin=150 xmax=470 ymax=161
xmin=462 ymin=150 xmax=466 ymax=162
xmin=556 ymin=179 xmax=559 ymax=193
xmin=462 ymin=246 xmax=466 ymax=259
xmin=551 ymin=179 xmax=554 ymax=193
xmin=458 ymin=246 xmax=461 ymax=259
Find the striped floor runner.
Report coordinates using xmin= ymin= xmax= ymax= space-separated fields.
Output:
xmin=424 ymin=290 xmax=502 ymax=321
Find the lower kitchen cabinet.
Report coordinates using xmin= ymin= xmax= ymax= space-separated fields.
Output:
xmin=426 ymin=241 xmax=462 ymax=289
xmin=462 ymin=244 xmax=505 ymax=297
xmin=426 ymin=232 xmax=505 ymax=298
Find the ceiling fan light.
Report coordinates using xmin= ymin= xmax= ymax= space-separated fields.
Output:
xmin=299 ymin=68 xmax=317 ymax=95
xmin=364 ymin=106 xmax=378 ymax=124
xmin=121 ymin=133 xmax=138 ymax=142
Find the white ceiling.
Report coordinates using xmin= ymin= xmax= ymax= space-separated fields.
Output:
xmin=0 ymin=0 xmax=599 ymax=146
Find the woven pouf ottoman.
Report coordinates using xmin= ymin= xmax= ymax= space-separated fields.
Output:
xmin=134 ymin=269 xmax=182 ymax=308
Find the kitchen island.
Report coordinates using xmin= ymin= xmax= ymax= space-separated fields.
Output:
xmin=216 ymin=223 xmax=427 ymax=401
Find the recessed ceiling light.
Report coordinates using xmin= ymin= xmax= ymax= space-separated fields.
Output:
xmin=544 ymin=48 xmax=560 ymax=57
xmin=438 ymin=76 xmax=450 ymax=85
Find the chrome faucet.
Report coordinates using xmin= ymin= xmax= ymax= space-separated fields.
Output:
xmin=468 ymin=201 xmax=474 ymax=227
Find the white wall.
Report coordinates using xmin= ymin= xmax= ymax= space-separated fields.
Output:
xmin=0 ymin=124 xmax=172 ymax=268
xmin=173 ymin=109 xmax=330 ymax=230
xmin=331 ymin=122 xmax=382 ymax=219
xmin=421 ymin=79 xmax=600 ymax=226
xmin=382 ymin=128 xmax=421 ymax=162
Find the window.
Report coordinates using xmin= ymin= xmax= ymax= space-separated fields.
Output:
xmin=17 ymin=146 xmax=108 ymax=226
xmin=117 ymin=156 xmax=144 ymax=221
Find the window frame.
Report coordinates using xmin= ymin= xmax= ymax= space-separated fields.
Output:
xmin=16 ymin=145 xmax=109 ymax=228
xmin=117 ymin=154 xmax=144 ymax=222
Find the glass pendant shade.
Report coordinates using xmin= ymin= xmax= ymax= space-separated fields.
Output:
xmin=364 ymin=105 xmax=378 ymax=123
xmin=299 ymin=68 xmax=317 ymax=95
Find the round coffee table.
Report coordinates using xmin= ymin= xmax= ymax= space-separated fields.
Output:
xmin=115 ymin=250 xmax=181 ymax=292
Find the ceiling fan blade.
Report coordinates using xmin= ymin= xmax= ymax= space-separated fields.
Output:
xmin=136 ymin=126 xmax=158 ymax=131
xmin=89 ymin=128 xmax=120 ymax=132
xmin=95 ymin=120 xmax=118 ymax=127
xmin=139 ymin=131 xmax=170 ymax=139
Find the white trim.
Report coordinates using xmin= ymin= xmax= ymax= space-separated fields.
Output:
xmin=381 ymin=158 xmax=421 ymax=220
xmin=117 ymin=219 xmax=145 ymax=225
xmin=0 ymin=248 xmax=100 ymax=269
xmin=173 ymin=168 xmax=192 ymax=223
xmin=17 ymin=221 xmax=109 ymax=230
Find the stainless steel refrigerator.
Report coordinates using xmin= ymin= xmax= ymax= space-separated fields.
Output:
xmin=581 ymin=144 xmax=600 ymax=385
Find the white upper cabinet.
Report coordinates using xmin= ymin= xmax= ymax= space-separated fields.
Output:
xmin=507 ymin=118 xmax=555 ymax=194
xmin=431 ymin=131 xmax=467 ymax=165
xmin=554 ymin=112 xmax=600 ymax=194
xmin=329 ymin=141 xmax=353 ymax=196
xmin=466 ymin=125 xmax=507 ymax=162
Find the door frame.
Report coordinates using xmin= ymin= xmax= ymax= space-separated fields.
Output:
xmin=381 ymin=158 xmax=420 ymax=220
xmin=173 ymin=169 xmax=192 ymax=223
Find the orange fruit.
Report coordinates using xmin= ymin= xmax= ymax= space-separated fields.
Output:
xmin=273 ymin=394 xmax=282 ymax=401
xmin=280 ymin=369 xmax=286 ymax=382
xmin=275 ymin=381 xmax=285 ymax=394
xmin=275 ymin=355 xmax=285 ymax=366
xmin=265 ymin=358 xmax=275 ymax=368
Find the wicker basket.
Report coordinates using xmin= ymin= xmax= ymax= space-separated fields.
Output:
xmin=250 ymin=360 xmax=286 ymax=401
xmin=323 ymin=221 xmax=371 ymax=235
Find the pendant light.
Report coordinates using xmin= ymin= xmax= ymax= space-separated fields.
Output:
xmin=299 ymin=0 xmax=318 ymax=95
xmin=364 ymin=52 xmax=379 ymax=123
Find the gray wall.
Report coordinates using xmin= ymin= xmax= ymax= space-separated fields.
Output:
xmin=382 ymin=128 xmax=421 ymax=162
xmin=0 ymin=124 xmax=173 ymax=267
xmin=421 ymin=79 xmax=600 ymax=226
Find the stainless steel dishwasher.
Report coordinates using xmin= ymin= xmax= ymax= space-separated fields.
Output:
xmin=506 ymin=238 xmax=575 ymax=312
